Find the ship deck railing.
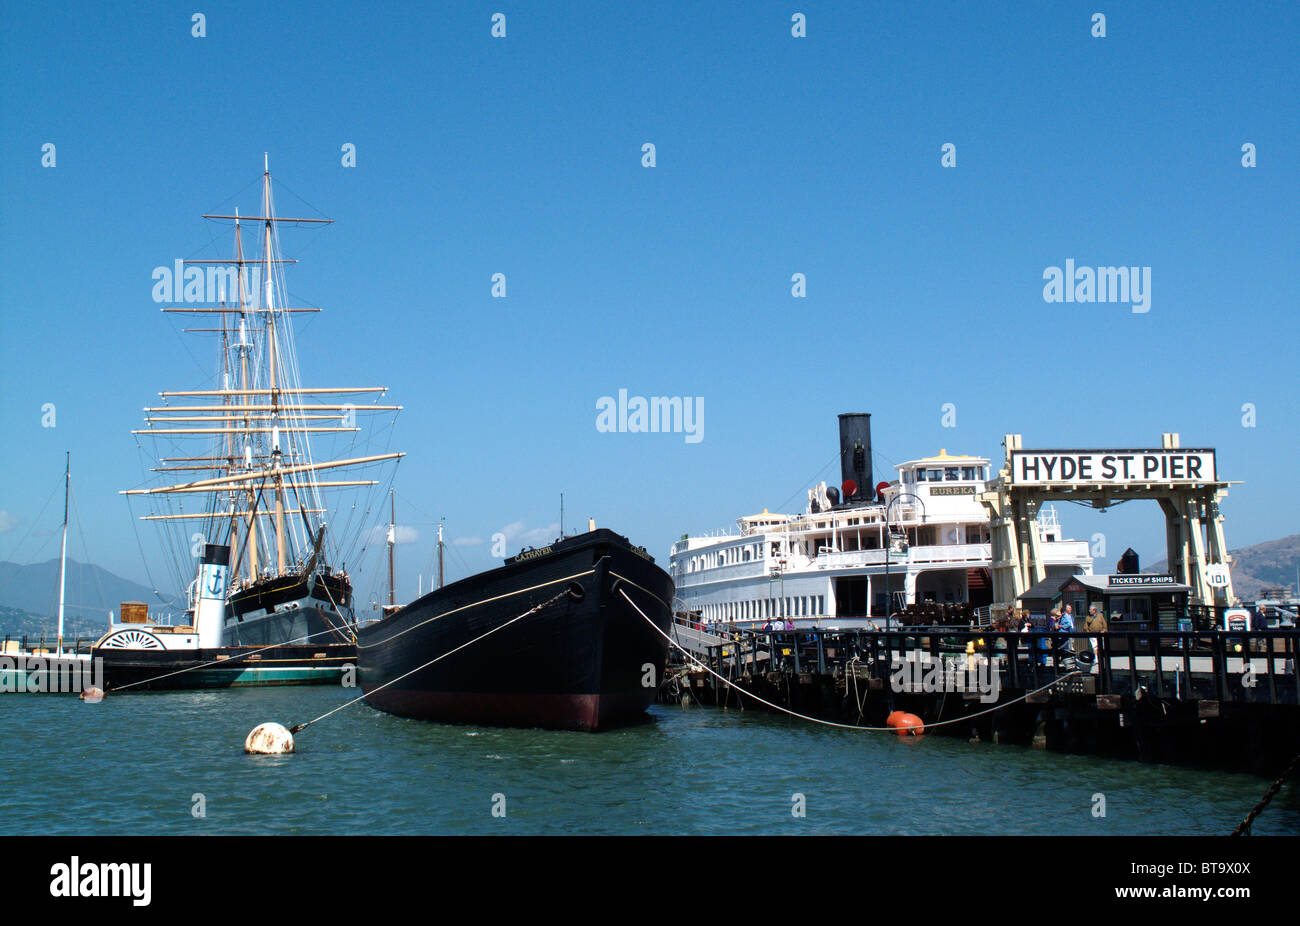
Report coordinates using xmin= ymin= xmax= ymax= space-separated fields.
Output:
xmin=1 ymin=634 xmax=99 ymax=657
xmin=695 ymin=629 xmax=1300 ymax=706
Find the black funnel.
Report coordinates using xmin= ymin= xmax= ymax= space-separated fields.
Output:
xmin=201 ymin=543 xmax=230 ymax=566
xmin=838 ymin=413 xmax=873 ymax=504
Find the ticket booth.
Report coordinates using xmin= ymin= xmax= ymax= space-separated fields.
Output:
xmin=1057 ymin=574 xmax=1192 ymax=632
xmin=1019 ymin=574 xmax=1192 ymax=630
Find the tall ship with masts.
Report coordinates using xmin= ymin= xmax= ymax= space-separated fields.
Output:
xmin=98 ymin=159 xmax=403 ymax=688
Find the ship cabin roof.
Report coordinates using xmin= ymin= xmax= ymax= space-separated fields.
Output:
xmin=737 ymin=509 xmax=791 ymax=532
xmin=895 ymin=449 xmax=991 ymax=485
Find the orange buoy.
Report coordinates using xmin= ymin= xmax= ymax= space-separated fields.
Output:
xmin=895 ymin=712 xmax=925 ymax=736
xmin=885 ymin=710 xmax=906 ymax=728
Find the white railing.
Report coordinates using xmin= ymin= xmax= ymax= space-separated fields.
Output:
xmin=907 ymin=543 xmax=992 ymax=564
xmin=674 ymin=560 xmax=770 ymax=587
xmin=812 ymin=543 xmax=995 ymax=570
xmin=1040 ymin=540 xmax=1092 ymax=562
xmin=815 ymin=549 xmax=889 ymax=569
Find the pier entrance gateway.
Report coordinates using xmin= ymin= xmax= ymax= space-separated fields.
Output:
xmin=981 ymin=433 xmax=1235 ymax=612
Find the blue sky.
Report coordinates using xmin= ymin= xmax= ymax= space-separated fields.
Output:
xmin=1 ymin=1 xmax=1296 ymax=613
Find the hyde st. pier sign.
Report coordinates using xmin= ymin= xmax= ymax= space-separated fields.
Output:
xmin=1009 ymin=449 xmax=1217 ymax=486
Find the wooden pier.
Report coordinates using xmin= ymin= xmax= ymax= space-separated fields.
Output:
xmin=660 ymin=622 xmax=1300 ymax=775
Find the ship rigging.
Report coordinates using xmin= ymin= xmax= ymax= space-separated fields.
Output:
xmin=122 ymin=157 xmax=404 ymax=646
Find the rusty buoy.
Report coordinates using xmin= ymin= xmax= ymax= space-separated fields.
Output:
xmin=244 ymin=722 xmax=295 ymax=755
xmin=79 ymin=686 xmax=104 ymax=703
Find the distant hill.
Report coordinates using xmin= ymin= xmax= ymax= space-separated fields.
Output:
xmin=0 ymin=604 xmax=108 ymax=644
xmin=0 ymin=558 xmax=165 ymax=623
xmin=1146 ymin=533 xmax=1299 ymax=601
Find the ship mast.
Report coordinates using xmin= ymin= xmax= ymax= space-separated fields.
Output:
xmin=127 ymin=159 xmax=404 ymax=596
xmin=234 ymin=208 xmax=254 ymax=582
xmin=56 ymin=451 xmax=69 ymax=656
xmin=263 ymin=154 xmax=289 ymax=576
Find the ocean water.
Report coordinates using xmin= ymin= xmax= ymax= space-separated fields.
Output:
xmin=1 ymin=687 xmax=1295 ymax=836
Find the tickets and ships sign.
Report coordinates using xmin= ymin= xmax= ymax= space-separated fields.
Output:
xmin=1009 ymin=450 xmax=1216 ymax=486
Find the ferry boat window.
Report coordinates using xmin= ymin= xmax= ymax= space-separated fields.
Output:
xmin=962 ymin=466 xmax=977 ymax=480
xmin=927 ymin=469 xmax=942 ymax=481
xmin=914 ymin=469 xmax=926 ymax=482
xmin=945 ymin=467 xmax=959 ymax=481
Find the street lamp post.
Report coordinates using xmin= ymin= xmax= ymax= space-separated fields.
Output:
xmin=884 ymin=492 xmax=926 ymax=631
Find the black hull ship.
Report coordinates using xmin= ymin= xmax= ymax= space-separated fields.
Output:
xmin=357 ymin=528 xmax=674 ymax=732
xmin=226 ymin=570 xmax=355 ymax=647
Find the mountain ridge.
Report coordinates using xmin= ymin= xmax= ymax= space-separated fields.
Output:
xmin=1143 ymin=533 xmax=1298 ymax=600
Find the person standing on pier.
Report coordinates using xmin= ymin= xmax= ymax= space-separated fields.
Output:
xmin=1081 ymin=605 xmax=1107 ymax=662
xmin=1052 ymin=605 xmax=1076 ymax=662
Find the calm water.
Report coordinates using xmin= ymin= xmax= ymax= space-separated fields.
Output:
xmin=2 ymin=687 xmax=1295 ymax=835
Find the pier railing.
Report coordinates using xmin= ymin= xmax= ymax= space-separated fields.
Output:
xmin=696 ymin=629 xmax=1300 ymax=706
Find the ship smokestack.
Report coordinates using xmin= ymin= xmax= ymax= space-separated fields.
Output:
xmin=837 ymin=413 xmax=873 ymax=505
xmin=194 ymin=542 xmax=230 ymax=649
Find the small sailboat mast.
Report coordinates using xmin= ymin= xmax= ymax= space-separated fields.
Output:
xmin=437 ymin=519 xmax=445 ymax=590
xmin=387 ymin=489 xmax=397 ymax=608
xmin=57 ymin=451 xmax=69 ymax=656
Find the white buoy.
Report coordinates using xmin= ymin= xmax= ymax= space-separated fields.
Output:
xmin=80 ymin=686 xmax=104 ymax=703
xmin=244 ymin=722 xmax=295 ymax=755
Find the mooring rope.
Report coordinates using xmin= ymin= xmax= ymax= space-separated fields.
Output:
xmin=287 ymin=588 xmax=571 ymax=734
xmin=108 ymin=624 xmax=355 ymax=692
xmin=619 ymin=586 xmax=1080 ymax=733
xmin=1230 ymin=752 xmax=1299 ymax=836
